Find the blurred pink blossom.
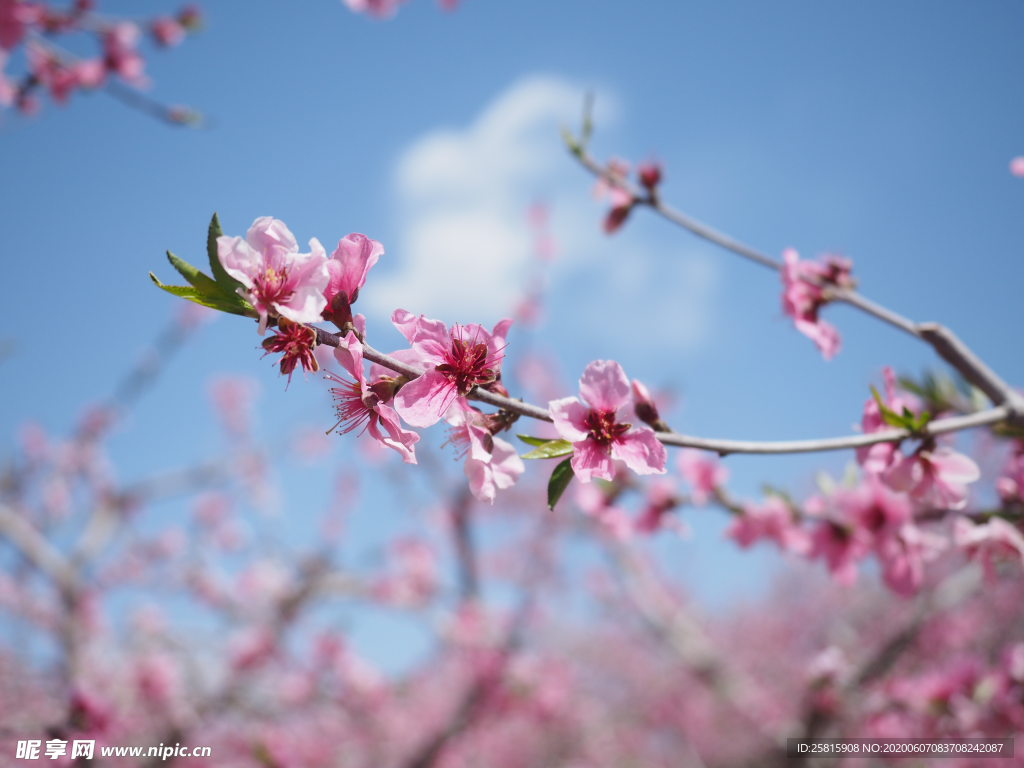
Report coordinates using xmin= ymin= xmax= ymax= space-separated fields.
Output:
xmin=677 ymin=450 xmax=728 ymax=506
xmin=780 ymin=248 xmax=853 ymax=360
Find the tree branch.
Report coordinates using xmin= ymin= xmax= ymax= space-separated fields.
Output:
xmin=312 ymin=326 xmax=1012 ymax=456
xmin=568 ymin=142 xmax=1024 ymax=428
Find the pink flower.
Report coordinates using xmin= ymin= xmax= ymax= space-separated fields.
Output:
xmin=326 ymin=331 xmax=419 ymax=464
xmin=633 ymin=479 xmax=679 ymax=534
xmin=592 ymin=158 xmax=636 ymax=234
xmin=677 ymin=450 xmax=728 ymax=506
xmin=780 ymin=248 xmax=853 ymax=360
xmin=631 ymin=378 xmax=668 ymax=431
xmin=25 ymin=43 xmax=96 ymax=104
xmin=261 ymin=317 xmax=319 ymax=386
xmin=811 ymin=518 xmax=868 ymax=589
xmin=603 ymin=187 xmax=634 ymax=234
xmin=103 ymin=22 xmax=146 ymax=84
xmin=322 ymin=233 xmax=383 ymax=330
xmin=954 ymin=516 xmax=1024 ymax=580
xmin=549 ymin=360 xmax=667 ymax=483
xmin=0 ymin=0 xmax=42 ymax=51
xmin=444 ymin=398 xmax=524 ymax=503
xmin=342 ymin=0 xmax=407 ymax=19
xmin=391 ymin=310 xmax=512 ymax=428
xmin=726 ymin=496 xmax=810 ymax=555
xmin=815 ymin=478 xmax=935 ymax=594
xmin=150 ymin=16 xmax=185 ymax=47
xmin=74 ymin=58 xmax=105 ymax=89
xmin=875 ymin=523 xmax=946 ymax=597
xmin=884 ymin=445 xmax=980 ymax=510
xmin=218 ymin=217 xmax=330 ymax=334
xmin=835 ymin=478 xmax=913 ymax=535
xmin=856 ymin=366 xmax=913 ymax=475
xmin=637 ymin=160 xmax=662 ymax=191
xmin=1011 ymin=157 xmax=1024 ymax=178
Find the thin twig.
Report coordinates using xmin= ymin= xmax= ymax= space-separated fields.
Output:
xmin=569 ymin=142 xmax=1024 ymax=428
xmin=312 ymin=326 xmax=1011 ymax=457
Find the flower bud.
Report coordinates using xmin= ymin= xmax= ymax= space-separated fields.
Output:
xmin=637 ymin=161 xmax=662 ymax=191
xmin=369 ymin=375 xmax=408 ymax=406
xmin=631 ymin=379 xmax=670 ymax=432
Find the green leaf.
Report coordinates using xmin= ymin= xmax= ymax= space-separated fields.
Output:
xmin=547 ymin=458 xmax=575 ymax=511
xmin=871 ymin=385 xmax=911 ymax=429
xmin=521 ymin=439 xmax=574 ymax=460
xmin=207 ymin=213 xmax=244 ymax=293
xmin=517 ymin=435 xmax=551 ymax=447
xmin=149 ymin=272 xmax=257 ymax=318
xmin=167 ymin=250 xmax=223 ymax=295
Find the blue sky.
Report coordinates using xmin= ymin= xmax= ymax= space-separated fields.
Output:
xmin=2 ymin=0 xmax=1023 ymax=669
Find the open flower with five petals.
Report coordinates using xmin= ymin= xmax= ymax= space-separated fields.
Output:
xmin=391 ymin=310 xmax=512 ymax=428
xmin=218 ymin=217 xmax=330 ymax=335
xmin=549 ymin=360 xmax=667 ymax=483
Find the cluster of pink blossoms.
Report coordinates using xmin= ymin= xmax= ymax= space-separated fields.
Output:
xmin=592 ymin=157 xmax=663 ymax=234
xmin=341 ymin=0 xmax=457 ymax=20
xmin=717 ymin=367 xmax=1002 ymax=595
xmin=779 ymin=247 xmax=854 ymax=360
xmin=855 ymin=366 xmax=980 ymax=510
xmin=215 ymin=217 xmax=668 ymax=505
xmin=206 ymin=217 xmax=1011 ymax=598
xmin=0 ymin=0 xmax=200 ymax=116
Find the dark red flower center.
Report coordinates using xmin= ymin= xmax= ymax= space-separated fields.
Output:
xmin=435 ymin=329 xmax=497 ymax=395
xmin=584 ymin=409 xmax=630 ymax=449
xmin=253 ymin=265 xmax=295 ymax=308
xmin=262 ymin=321 xmax=317 ymax=386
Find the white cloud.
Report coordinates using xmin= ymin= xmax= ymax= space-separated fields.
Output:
xmin=370 ymin=74 xmax=718 ymax=354
xmin=370 ymin=75 xmax=601 ymax=322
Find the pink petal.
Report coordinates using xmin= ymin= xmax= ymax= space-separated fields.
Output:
xmin=333 ymin=332 xmax=365 ymax=383
xmin=391 ymin=309 xmax=449 ymax=350
xmin=393 ymin=370 xmax=457 ymax=428
xmin=464 ymin=455 xmax=496 ymax=503
xmin=245 ymin=216 xmax=298 ymax=256
xmin=276 ymin=239 xmax=330 ymax=323
xmin=489 ymin=437 xmax=525 ymax=491
xmin=926 ymin=447 xmax=981 ymax=485
xmin=548 ymin=397 xmax=590 ymax=442
xmin=489 ymin=318 xmax=514 ymax=360
xmin=325 ymin=233 xmax=384 ymax=304
xmin=611 ymin=428 xmax=667 ymax=476
xmin=570 ymin=438 xmax=614 ymax=483
xmin=578 ymin=360 xmax=631 ymax=412
xmin=884 ymin=454 xmax=922 ymax=494
xmin=216 ymin=235 xmax=258 ymax=288
xmin=370 ymin=404 xmax=419 ymax=464
xmin=793 ymin=317 xmax=841 ymax=360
